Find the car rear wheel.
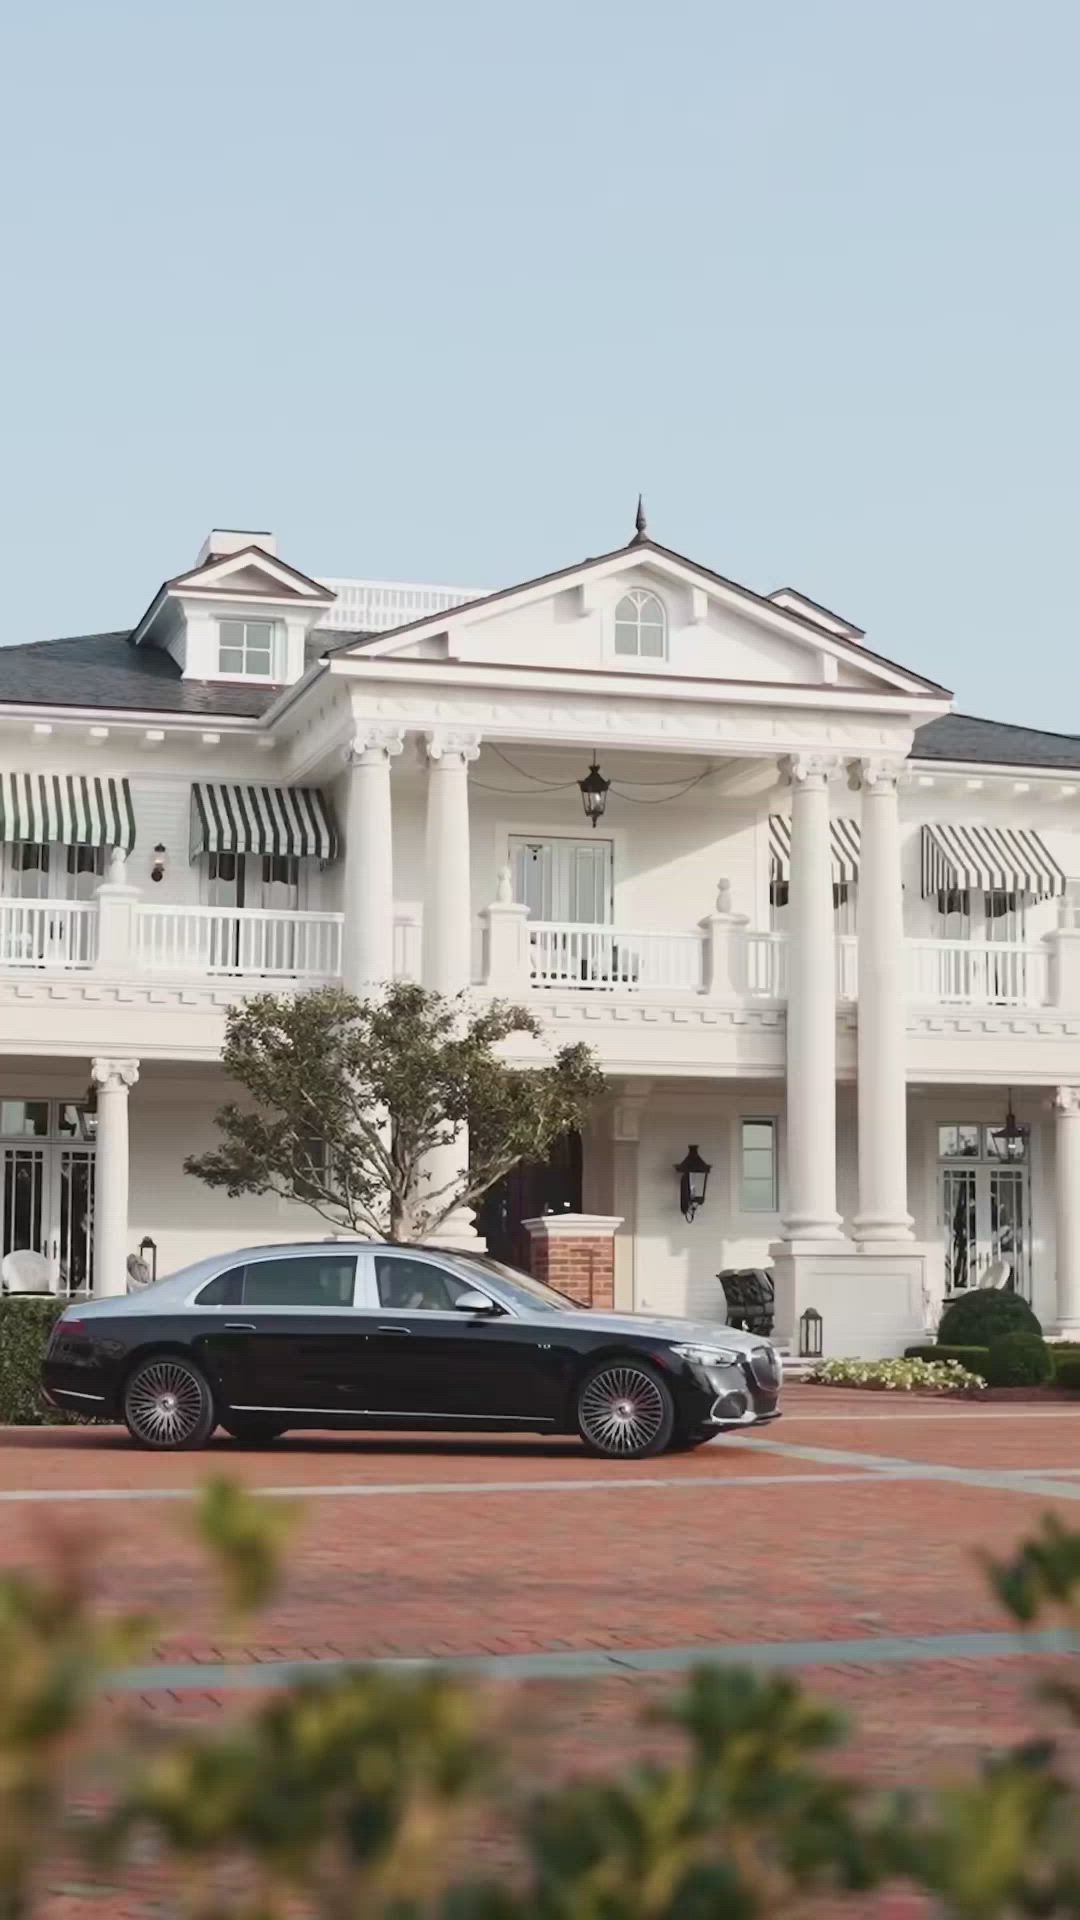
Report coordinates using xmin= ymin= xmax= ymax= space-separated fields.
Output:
xmin=221 ymin=1417 xmax=289 ymax=1445
xmin=124 ymin=1356 xmax=215 ymax=1451
xmin=576 ymin=1360 xmax=675 ymax=1460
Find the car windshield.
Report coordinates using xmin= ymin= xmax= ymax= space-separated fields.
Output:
xmin=440 ymin=1250 xmax=582 ymax=1313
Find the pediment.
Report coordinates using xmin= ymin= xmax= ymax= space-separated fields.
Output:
xmin=334 ymin=539 xmax=945 ymax=702
xmin=168 ymin=545 xmax=333 ymax=604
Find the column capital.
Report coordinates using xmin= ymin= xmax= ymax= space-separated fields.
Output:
xmin=847 ymin=755 xmax=906 ymax=794
xmin=778 ymin=752 xmax=842 ymax=789
xmin=91 ymin=1057 xmax=140 ymax=1092
xmin=345 ymin=725 xmax=405 ymax=768
xmin=1054 ymin=1086 xmax=1080 ymax=1117
xmin=424 ymin=728 xmax=482 ymax=765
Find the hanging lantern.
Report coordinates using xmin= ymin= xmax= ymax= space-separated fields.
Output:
xmin=578 ymin=760 xmax=611 ymax=828
xmin=989 ymin=1092 xmax=1028 ymax=1163
xmin=675 ymin=1144 xmax=711 ymax=1223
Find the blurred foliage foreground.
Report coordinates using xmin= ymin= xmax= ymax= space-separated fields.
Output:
xmin=4 ymin=1484 xmax=1080 ymax=1918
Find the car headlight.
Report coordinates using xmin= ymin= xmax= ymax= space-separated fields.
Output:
xmin=670 ymin=1343 xmax=743 ymax=1368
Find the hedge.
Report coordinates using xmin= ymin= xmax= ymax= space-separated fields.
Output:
xmin=0 ymin=1296 xmax=67 ymax=1424
xmin=904 ymin=1344 xmax=990 ymax=1372
xmin=983 ymin=1332 xmax=1053 ymax=1388
xmin=1055 ymin=1356 xmax=1080 ymax=1392
xmin=937 ymin=1289 xmax=1041 ymax=1348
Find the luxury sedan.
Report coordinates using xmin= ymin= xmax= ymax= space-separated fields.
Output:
xmin=41 ymin=1241 xmax=782 ymax=1458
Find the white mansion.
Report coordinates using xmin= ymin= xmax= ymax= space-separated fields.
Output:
xmin=1 ymin=514 xmax=1079 ymax=1356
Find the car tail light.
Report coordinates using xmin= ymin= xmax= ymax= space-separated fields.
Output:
xmin=53 ymin=1316 xmax=89 ymax=1341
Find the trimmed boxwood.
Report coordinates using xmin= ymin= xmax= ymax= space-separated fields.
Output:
xmin=937 ymin=1290 xmax=1041 ymax=1349
xmin=904 ymin=1344 xmax=990 ymax=1372
xmin=983 ymin=1332 xmax=1053 ymax=1388
xmin=0 ymin=1296 xmax=67 ymax=1424
xmin=1055 ymin=1355 xmax=1080 ymax=1391
xmin=1050 ymin=1342 xmax=1080 ymax=1376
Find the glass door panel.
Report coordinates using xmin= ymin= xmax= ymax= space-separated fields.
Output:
xmin=942 ymin=1167 xmax=978 ymax=1293
xmin=987 ymin=1167 xmax=1027 ymax=1296
xmin=56 ymin=1148 xmax=94 ymax=1295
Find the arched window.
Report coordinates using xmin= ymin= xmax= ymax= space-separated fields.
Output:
xmin=614 ymin=588 xmax=667 ymax=659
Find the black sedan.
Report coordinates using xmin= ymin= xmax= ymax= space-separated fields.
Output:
xmin=42 ymin=1241 xmax=782 ymax=1459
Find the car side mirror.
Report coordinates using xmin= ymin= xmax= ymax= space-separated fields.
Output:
xmin=453 ymin=1290 xmax=499 ymax=1315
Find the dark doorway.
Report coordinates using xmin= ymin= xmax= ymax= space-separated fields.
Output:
xmin=474 ymin=1132 xmax=583 ymax=1269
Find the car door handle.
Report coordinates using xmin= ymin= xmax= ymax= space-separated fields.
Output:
xmin=376 ymin=1325 xmax=412 ymax=1335
xmin=224 ymin=1322 xmax=256 ymax=1332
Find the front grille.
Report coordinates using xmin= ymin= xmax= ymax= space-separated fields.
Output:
xmin=748 ymin=1346 xmax=781 ymax=1390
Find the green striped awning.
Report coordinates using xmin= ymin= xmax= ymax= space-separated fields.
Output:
xmin=920 ymin=823 xmax=1066 ymax=899
xmin=189 ymin=784 xmax=339 ymax=862
xmin=769 ymin=813 xmax=861 ymax=887
xmin=0 ymin=773 xmax=135 ymax=851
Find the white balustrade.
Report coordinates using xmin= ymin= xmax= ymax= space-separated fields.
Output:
xmin=744 ymin=931 xmax=788 ymax=998
xmin=527 ymin=923 xmax=704 ymax=992
xmin=136 ymin=906 xmax=343 ymax=979
xmin=0 ymin=899 xmax=96 ymax=969
xmin=316 ymin=578 xmax=490 ymax=633
xmin=906 ymin=939 xmax=1049 ymax=1007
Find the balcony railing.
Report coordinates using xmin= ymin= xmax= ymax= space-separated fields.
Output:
xmin=135 ymin=906 xmax=344 ymax=980
xmin=0 ymin=899 xmax=96 ymax=969
xmin=527 ymin=923 xmax=705 ymax=993
xmin=906 ymin=939 xmax=1049 ymax=1007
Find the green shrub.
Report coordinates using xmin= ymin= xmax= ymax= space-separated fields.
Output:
xmin=984 ymin=1332 xmax=1053 ymax=1388
xmin=937 ymin=1288 xmax=1041 ymax=1348
xmin=1054 ymin=1355 xmax=1080 ymax=1391
xmin=0 ymin=1296 xmax=67 ymax=1424
xmin=1050 ymin=1341 xmax=1080 ymax=1375
xmin=904 ymin=1343 xmax=990 ymax=1370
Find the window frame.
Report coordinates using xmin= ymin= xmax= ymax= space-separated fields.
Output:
xmin=217 ymin=617 xmax=280 ymax=682
xmin=612 ymin=588 xmax=667 ymax=660
xmin=739 ymin=1116 xmax=779 ymax=1214
xmin=357 ymin=1246 xmax=504 ymax=1317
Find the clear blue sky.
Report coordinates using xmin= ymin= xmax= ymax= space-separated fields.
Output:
xmin=1 ymin=0 xmax=1077 ymax=726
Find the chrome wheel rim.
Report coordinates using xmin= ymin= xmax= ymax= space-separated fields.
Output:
xmin=127 ymin=1361 xmax=204 ymax=1446
xmin=580 ymin=1366 xmax=665 ymax=1455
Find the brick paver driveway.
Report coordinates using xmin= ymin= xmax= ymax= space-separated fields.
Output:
xmin=6 ymin=1384 xmax=1080 ymax=1914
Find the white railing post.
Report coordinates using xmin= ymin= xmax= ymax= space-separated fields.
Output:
xmin=1046 ymin=903 xmax=1080 ymax=1009
xmin=699 ymin=880 xmax=748 ymax=999
xmin=481 ymin=868 xmax=531 ymax=993
xmin=94 ymin=848 xmax=140 ymax=972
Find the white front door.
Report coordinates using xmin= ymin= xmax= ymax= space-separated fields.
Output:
xmin=0 ymin=1100 xmax=96 ymax=1294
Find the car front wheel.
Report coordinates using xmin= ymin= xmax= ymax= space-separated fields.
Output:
xmin=123 ymin=1356 xmax=216 ymax=1451
xmin=576 ymin=1360 xmax=675 ymax=1459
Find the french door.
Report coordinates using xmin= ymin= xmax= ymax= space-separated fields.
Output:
xmin=204 ymin=853 xmax=302 ymax=970
xmin=940 ymin=1155 xmax=1030 ymax=1298
xmin=0 ymin=1106 xmax=96 ymax=1295
xmin=508 ymin=836 xmax=613 ymax=923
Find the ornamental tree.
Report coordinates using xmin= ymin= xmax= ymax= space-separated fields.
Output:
xmin=184 ymin=982 xmax=604 ymax=1241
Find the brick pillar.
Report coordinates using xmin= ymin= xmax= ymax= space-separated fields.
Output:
xmin=523 ymin=1214 xmax=623 ymax=1309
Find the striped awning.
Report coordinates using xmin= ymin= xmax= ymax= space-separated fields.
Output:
xmin=769 ymin=814 xmax=862 ymax=887
xmin=189 ymin=784 xmax=339 ymax=862
xmin=0 ymin=773 xmax=135 ymax=851
xmin=921 ymin=823 xmax=1065 ymax=898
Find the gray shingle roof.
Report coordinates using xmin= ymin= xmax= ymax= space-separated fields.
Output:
xmin=914 ymin=713 xmax=1080 ymax=771
xmin=0 ymin=636 xmax=1075 ymax=774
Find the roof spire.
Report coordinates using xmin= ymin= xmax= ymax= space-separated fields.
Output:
xmin=630 ymin=494 xmax=647 ymax=545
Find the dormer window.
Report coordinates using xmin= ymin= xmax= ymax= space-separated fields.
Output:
xmin=218 ymin=618 xmax=277 ymax=679
xmin=614 ymin=589 xmax=666 ymax=659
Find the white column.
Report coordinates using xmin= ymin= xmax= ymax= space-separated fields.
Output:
xmin=422 ymin=730 xmax=480 ymax=993
xmin=779 ymin=754 xmax=842 ymax=1239
xmin=851 ymin=758 xmax=913 ymax=1241
xmin=420 ymin=730 xmax=481 ymax=1243
xmin=91 ymin=1057 xmax=139 ymax=1297
xmin=340 ymin=726 xmax=404 ymax=992
xmin=1054 ymin=1087 xmax=1080 ymax=1331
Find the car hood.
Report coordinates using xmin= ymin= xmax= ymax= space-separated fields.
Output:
xmin=547 ymin=1310 xmax=771 ymax=1352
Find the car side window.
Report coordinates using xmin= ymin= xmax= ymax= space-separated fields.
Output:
xmin=374 ymin=1256 xmax=476 ymax=1313
xmin=196 ymin=1268 xmax=243 ymax=1306
xmin=240 ymin=1255 xmax=357 ymax=1308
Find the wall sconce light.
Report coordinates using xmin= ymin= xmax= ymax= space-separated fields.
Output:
xmin=150 ymin=844 xmax=166 ymax=883
xmin=675 ymin=1144 xmax=711 ymax=1223
xmin=578 ymin=759 xmax=611 ymax=828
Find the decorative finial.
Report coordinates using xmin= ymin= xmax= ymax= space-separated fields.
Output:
xmin=630 ymin=494 xmax=647 ymax=545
